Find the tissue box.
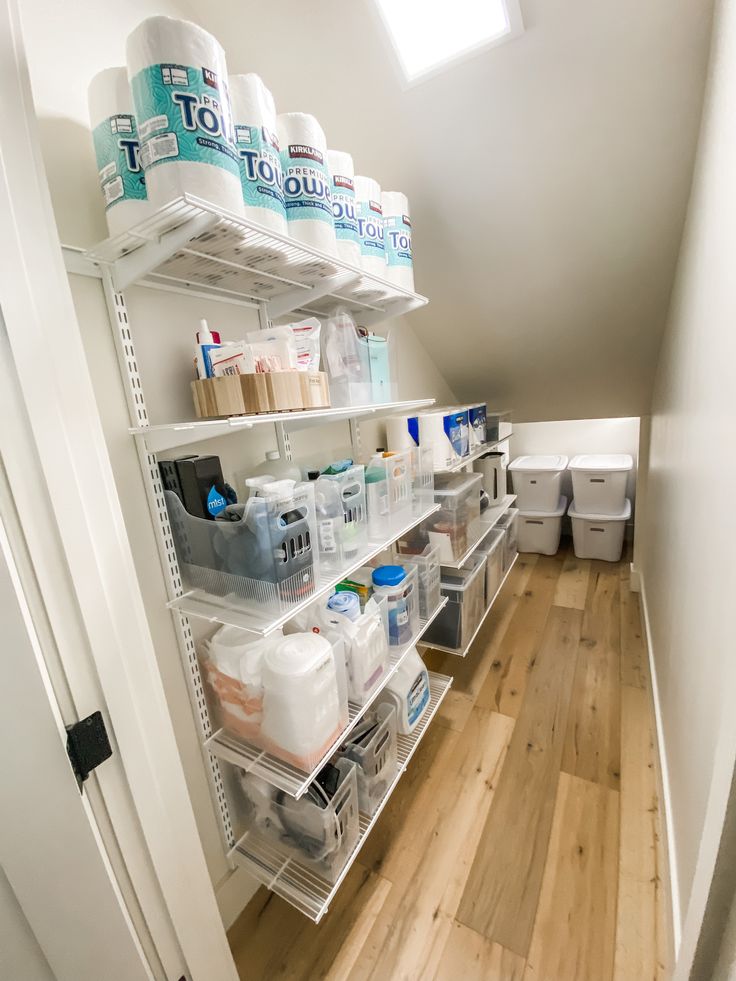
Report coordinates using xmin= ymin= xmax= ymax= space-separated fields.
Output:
xmin=191 ymin=372 xmax=331 ymax=418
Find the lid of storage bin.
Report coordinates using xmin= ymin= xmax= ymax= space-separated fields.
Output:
xmin=509 ymin=454 xmax=568 ymax=472
xmin=518 ymin=496 xmax=568 ymax=519
xmin=440 ymin=555 xmax=487 ymax=591
xmin=433 ymin=472 xmax=482 ymax=495
xmin=372 ymin=565 xmax=407 ymax=587
xmin=568 ymin=454 xmax=633 ymax=472
xmin=473 ymin=528 xmax=505 ymax=555
xmin=568 ymin=498 xmax=632 ymax=521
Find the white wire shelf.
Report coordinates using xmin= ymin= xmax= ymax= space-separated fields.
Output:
xmin=422 ymin=553 xmax=520 ymax=658
xmin=167 ymin=501 xmax=440 ymax=635
xmin=230 ymin=671 xmax=452 ymax=921
xmin=84 ymin=194 xmax=428 ymax=324
xmin=206 ymin=596 xmax=448 ymax=798
xmin=440 ymin=495 xmax=517 ymax=570
xmin=435 ymin=434 xmax=514 ymax=474
xmin=133 ymin=398 xmax=435 ymax=454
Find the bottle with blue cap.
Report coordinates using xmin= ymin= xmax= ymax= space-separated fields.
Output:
xmin=371 ymin=564 xmax=414 ymax=645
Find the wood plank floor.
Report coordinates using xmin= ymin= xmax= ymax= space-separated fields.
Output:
xmin=228 ymin=541 xmax=668 ymax=980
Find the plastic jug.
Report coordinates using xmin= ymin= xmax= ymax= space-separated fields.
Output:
xmin=378 ymin=647 xmax=430 ymax=735
xmin=372 ymin=565 xmax=414 ymax=646
xmin=260 ymin=634 xmax=343 ymax=766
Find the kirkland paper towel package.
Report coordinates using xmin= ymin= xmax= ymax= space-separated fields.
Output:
xmin=88 ymin=68 xmax=149 ymax=236
xmin=328 ymin=150 xmax=361 ymax=267
xmin=382 ymin=191 xmax=414 ymax=292
xmin=277 ymin=113 xmax=336 ymax=255
xmin=354 ymin=176 xmax=386 ymax=276
xmin=126 ymin=16 xmax=244 ymax=215
xmin=229 ymin=74 xmax=287 ymax=234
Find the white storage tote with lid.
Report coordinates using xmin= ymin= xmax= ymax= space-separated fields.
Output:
xmin=508 ymin=455 xmax=569 ymax=512
xmin=568 ymin=499 xmax=632 ymax=562
xmin=568 ymin=454 xmax=633 ymax=515
xmin=517 ymin=496 xmax=567 ymax=555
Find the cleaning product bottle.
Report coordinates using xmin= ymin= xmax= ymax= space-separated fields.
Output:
xmin=378 ymin=646 xmax=429 ymax=735
xmin=250 ymin=450 xmax=301 ymax=483
xmin=194 ymin=319 xmax=221 ymax=380
xmin=371 ymin=565 xmax=414 ymax=645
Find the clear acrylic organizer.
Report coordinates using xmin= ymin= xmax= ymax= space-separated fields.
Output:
xmin=313 ymin=466 xmax=368 ymax=572
xmin=336 ymin=703 xmax=398 ymax=817
xmin=364 ymin=450 xmax=414 ymax=539
xmin=393 ymin=542 xmax=442 ymax=621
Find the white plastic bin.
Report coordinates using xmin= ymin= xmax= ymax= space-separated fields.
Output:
xmin=509 ymin=455 xmax=568 ymax=512
xmin=568 ymin=498 xmax=632 ymax=561
xmin=517 ymin=496 xmax=567 ymax=555
xmin=568 ymin=454 xmax=633 ymax=515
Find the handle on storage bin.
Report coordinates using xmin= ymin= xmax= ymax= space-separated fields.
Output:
xmin=589 ymin=477 xmax=606 ymax=483
xmin=525 ymin=519 xmax=545 ymax=526
xmin=590 ymin=527 xmax=606 ymax=533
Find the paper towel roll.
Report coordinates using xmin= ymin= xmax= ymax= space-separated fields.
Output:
xmin=327 ymin=149 xmax=361 ymax=267
xmin=230 ymin=74 xmax=287 ymax=235
xmin=354 ymin=175 xmax=386 ymax=277
xmin=277 ymin=113 xmax=336 ymax=255
xmin=382 ymin=190 xmax=414 ymax=292
xmin=88 ymin=68 xmax=149 ymax=237
xmin=126 ymin=16 xmax=243 ymax=215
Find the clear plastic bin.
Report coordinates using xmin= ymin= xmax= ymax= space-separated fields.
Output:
xmin=394 ymin=542 xmax=441 ymax=621
xmin=313 ymin=466 xmax=368 ymax=571
xmin=238 ymin=759 xmax=359 ymax=882
xmin=486 ymin=409 xmax=513 ymax=443
xmin=474 ymin=529 xmax=505 ymax=605
xmin=165 ymin=485 xmax=318 ymax=613
xmin=411 ymin=444 xmax=435 ymax=513
xmin=496 ymin=508 xmax=519 ymax=571
xmin=364 ymin=450 xmax=413 ymax=539
xmin=428 ymin=472 xmax=482 ymax=563
xmin=423 ymin=553 xmax=487 ymax=652
xmin=336 ymin=703 xmax=397 ymax=816
xmin=200 ymin=630 xmax=349 ymax=771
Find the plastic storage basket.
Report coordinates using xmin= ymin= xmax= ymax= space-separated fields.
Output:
xmin=569 ymin=498 xmax=631 ymax=561
xmin=312 ymin=466 xmax=368 ymax=571
xmin=336 ymin=703 xmax=397 ymax=816
xmin=474 ymin=528 xmax=505 ymax=605
xmin=568 ymin=454 xmax=633 ymax=515
xmin=165 ymin=486 xmax=317 ymax=613
xmin=517 ymin=496 xmax=567 ymax=555
xmin=495 ymin=508 xmax=519 ymax=572
xmin=364 ymin=450 xmax=413 ymax=539
xmin=238 ymin=759 xmax=359 ymax=882
xmin=394 ymin=543 xmax=441 ymax=620
xmin=423 ymin=553 xmax=487 ymax=652
xmin=509 ymin=455 xmax=568 ymax=512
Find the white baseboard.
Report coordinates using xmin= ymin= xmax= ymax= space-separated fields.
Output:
xmin=637 ymin=574 xmax=682 ymax=955
xmin=215 ymin=864 xmax=260 ymax=931
xmin=629 ymin=563 xmax=641 ymax=592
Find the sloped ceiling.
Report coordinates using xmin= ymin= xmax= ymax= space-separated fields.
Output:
xmin=195 ymin=0 xmax=714 ymax=421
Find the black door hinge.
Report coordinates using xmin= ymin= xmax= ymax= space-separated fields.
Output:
xmin=66 ymin=711 xmax=113 ymax=788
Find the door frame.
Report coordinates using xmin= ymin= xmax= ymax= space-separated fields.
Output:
xmin=0 ymin=3 xmax=237 ymax=979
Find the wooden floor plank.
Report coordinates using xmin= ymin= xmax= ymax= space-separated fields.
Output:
xmin=476 ymin=552 xmax=566 ymax=719
xmin=553 ymin=551 xmax=591 ymax=609
xmin=228 ymin=864 xmax=392 ymax=981
xmin=614 ymin=685 xmax=664 ymax=981
xmin=350 ymin=709 xmax=514 ymax=980
xmin=620 ymin=578 xmax=648 ymax=689
xmin=434 ymin=922 xmax=526 ymax=981
xmin=423 ymin=554 xmax=537 ymax=733
xmin=523 ymin=773 xmax=619 ymax=981
xmin=562 ymin=565 xmax=621 ymax=789
xmin=457 ymin=606 xmax=582 ymax=956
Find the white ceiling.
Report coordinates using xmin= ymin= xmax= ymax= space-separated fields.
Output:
xmin=194 ymin=0 xmax=714 ymax=421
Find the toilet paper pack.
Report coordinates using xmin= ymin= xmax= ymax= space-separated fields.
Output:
xmin=88 ymin=67 xmax=149 ymax=236
xmin=127 ymin=16 xmax=243 ymax=214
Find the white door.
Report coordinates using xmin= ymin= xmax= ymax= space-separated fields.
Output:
xmin=0 ymin=509 xmax=154 ymax=981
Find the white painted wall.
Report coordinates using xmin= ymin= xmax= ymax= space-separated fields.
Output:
xmin=0 ymin=868 xmax=53 ymax=981
xmin=634 ymin=0 xmax=736 ymax=973
xmin=510 ymin=417 xmax=639 ymax=510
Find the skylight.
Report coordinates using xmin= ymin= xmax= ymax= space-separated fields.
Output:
xmin=375 ymin=0 xmax=522 ymax=82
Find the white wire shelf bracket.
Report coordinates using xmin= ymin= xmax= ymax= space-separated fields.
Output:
xmin=167 ymin=502 xmax=440 ymax=635
xmin=206 ymin=596 xmax=448 ymax=798
xmin=440 ymin=495 xmax=517 ymax=570
xmin=230 ymin=671 xmax=452 ymax=921
xmin=436 ymin=434 xmax=514 ymax=474
xmin=422 ymin=553 xmax=520 ymax=658
xmin=84 ymin=194 xmax=428 ymax=324
xmin=132 ymin=398 xmax=436 ymax=454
